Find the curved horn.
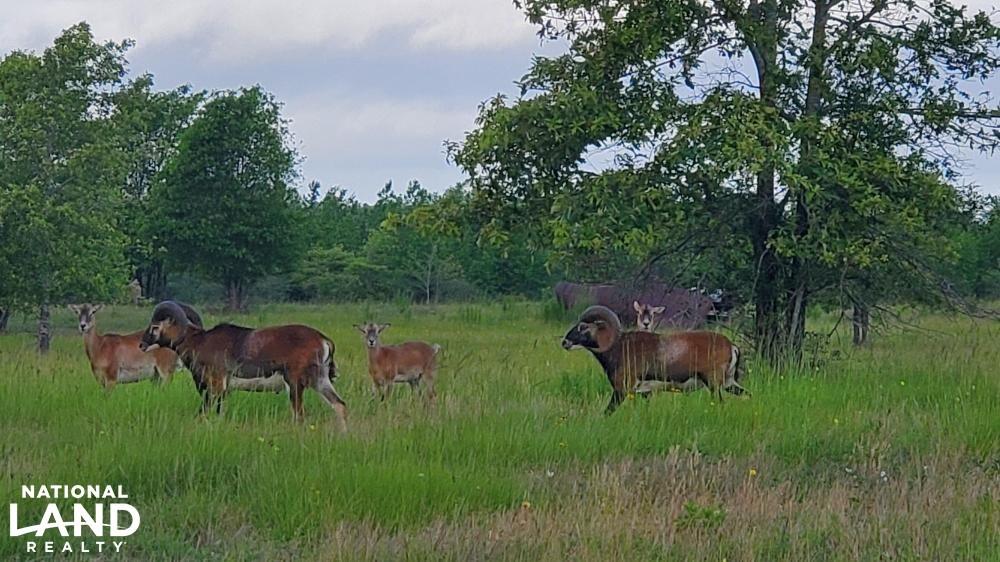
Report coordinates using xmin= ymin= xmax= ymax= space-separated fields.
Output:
xmin=150 ymin=301 xmax=193 ymax=329
xmin=578 ymin=305 xmax=622 ymax=333
xmin=174 ymin=301 xmax=204 ymax=329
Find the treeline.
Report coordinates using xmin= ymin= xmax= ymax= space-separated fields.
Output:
xmin=1 ymin=23 xmax=997 ymax=355
xmin=0 ymin=24 xmax=551 ymax=350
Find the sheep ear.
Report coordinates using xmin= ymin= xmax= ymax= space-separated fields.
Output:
xmin=92 ymin=304 xmax=103 ymax=313
xmin=652 ymin=306 xmax=665 ymax=314
xmin=379 ymin=323 xmax=391 ymax=332
xmin=68 ymin=304 xmax=80 ymax=314
xmin=353 ymin=324 xmax=364 ymax=333
xmin=633 ymin=301 xmax=641 ymax=312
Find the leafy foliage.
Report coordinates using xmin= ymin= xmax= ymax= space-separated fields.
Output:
xmin=0 ymin=23 xmax=130 ymax=315
xmin=451 ymin=0 xmax=1000 ymax=360
xmin=149 ymin=87 xmax=301 ymax=310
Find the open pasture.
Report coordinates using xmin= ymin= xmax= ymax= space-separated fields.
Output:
xmin=0 ymin=303 xmax=997 ymax=560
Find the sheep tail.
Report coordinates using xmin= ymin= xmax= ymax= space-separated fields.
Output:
xmin=323 ymin=339 xmax=338 ymax=381
xmin=728 ymin=345 xmax=742 ymax=383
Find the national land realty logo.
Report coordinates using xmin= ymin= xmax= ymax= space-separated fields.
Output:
xmin=7 ymin=484 xmax=140 ymax=555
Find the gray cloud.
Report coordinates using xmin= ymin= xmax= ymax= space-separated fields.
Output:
xmin=0 ymin=0 xmax=538 ymax=57
xmin=2 ymin=1 xmax=996 ymax=199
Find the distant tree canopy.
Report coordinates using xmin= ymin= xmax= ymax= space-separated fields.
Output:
xmin=451 ymin=0 xmax=1000 ymax=361
xmin=288 ymin=181 xmax=553 ymax=303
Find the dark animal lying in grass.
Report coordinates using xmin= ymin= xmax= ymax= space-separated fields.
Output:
xmin=554 ymin=281 xmax=715 ymax=329
xmin=561 ymin=305 xmax=748 ymax=414
xmin=139 ymin=301 xmax=347 ymax=431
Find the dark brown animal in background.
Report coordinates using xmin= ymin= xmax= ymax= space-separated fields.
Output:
xmin=561 ymin=306 xmax=747 ymax=414
xmin=355 ymin=322 xmax=440 ymax=402
xmin=70 ymin=303 xmax=185 ymax=390
xmin=139 ymin=301 xmax=347 ymax=431
xmin=554 ymin=281 xmax=715 ymax=329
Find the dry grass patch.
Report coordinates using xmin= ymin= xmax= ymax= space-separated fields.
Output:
xmin=316 ymin=448 xmax=998 ymax=561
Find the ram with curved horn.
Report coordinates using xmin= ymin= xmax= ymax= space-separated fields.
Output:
xmin=561 ymin=305 xmax=748 ymax=414
xmin=139 ymin=301 xmax=347 ymax=431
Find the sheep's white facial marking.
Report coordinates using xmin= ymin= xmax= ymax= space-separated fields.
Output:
xmin=561 ymin=322 xmax=599 ymax=350
xmin=140 ymin=319 xmax=171 ymax=351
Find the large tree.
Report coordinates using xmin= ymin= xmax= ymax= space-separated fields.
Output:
xmin=111 ymin=76 xmax=202 ymax=301
xmin=452 ymin=0 xmax=999 ymax=361
xmin=0 ymin=23 xmax=130 ymax=351
xmin=150 ymin=87 xmax=301 ymax=311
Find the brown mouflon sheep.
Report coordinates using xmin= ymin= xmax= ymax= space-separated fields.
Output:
xmin=561 ymin=305 xmax=747 ymax=414
xmin=355 ymin=322 xmax=440 ymax=402
xmin=70 ymin=303 xmax=184 ymax=390
xmin=139 ymin=301 xmax=347 ymax=431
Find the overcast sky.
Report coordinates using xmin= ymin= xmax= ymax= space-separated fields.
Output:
xmin=2 ymin=0 xmax=997 ymax=200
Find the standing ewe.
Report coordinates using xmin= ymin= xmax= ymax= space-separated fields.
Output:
xmin=70 ymin=303 xmax=184 ymax=390
xmin=561 ymin=305 xmax=747 ymax=414
xmin=355 ymin=323 xmax=440 ymax=402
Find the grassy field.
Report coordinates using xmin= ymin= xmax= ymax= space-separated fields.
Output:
xmin=0 ymin=302 xmax=997 ymax=561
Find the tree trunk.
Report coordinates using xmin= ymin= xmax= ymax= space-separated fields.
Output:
xmin=785 ymin=279 xmax=808 ymax=363
xmin=752 ymin=167 xmax=785 ymax=362
xmin=140 ymin=261 xmax=168 ymax=302
xmin=0 ymin=308 xmax=10 ymax=332
xmin=37 ymin=304 xmax=51 ymax=353
xmin=852 ymin=303 xmax=870 ymax=346
xmin=745 ymin=0 xmax=794 ymax=364
xmin=424 ymin=244 xmax=436 ymax=305
xmin=226 ymin=279 xmax=246 ymax=312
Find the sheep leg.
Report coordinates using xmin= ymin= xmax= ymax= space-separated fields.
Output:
xmin=422 ymin=363 xmax=437 ymax=403
xmin=100 ymin=368 xmax=117 ymax=393
xmin=693 ymin=374 xmax=720 ymax=403
xmin=198 ymin=387 xmax=213 ymax=416
xmin=724 ymin=382 xmax=750 ymax=397
xmin=604 ymin=390 xmax=626 ymax=415
xmin=198 ymin=369 xmax=226 ymax=416
xmin=192 ymin=370 xmax=212 ymax=417
xmin=154 ymin=356 xmax=176 ymax=386
xmin=313 ymin=376 xmax=348 ymax=433
xmin=288 ymin=380 xmax=305 ymax=423
xmin=422 ymin=375 xmax=437 ymax=403
xmin=211 ymin=372 xmax=227 ymax=415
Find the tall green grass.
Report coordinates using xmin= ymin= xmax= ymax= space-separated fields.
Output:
xmin=0 ymin=303 xmax=996 ymax=560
